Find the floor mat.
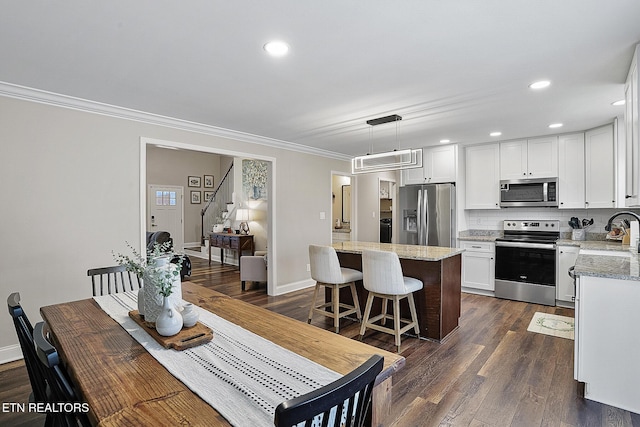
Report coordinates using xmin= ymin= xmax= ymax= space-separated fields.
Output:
xmin=527 ymin=312 xmax=574 ymax=340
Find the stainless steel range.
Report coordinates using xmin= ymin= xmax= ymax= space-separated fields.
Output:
xmin=494 ymin=220 xmax=559 ymax=306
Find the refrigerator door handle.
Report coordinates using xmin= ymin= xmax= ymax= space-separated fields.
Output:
xmin=417 ymin=189 xmax=423 ymax=245
xmin=423 ymin=187 xmax=429 ymax=246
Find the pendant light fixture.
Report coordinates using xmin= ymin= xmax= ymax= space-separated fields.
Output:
xmin=351 ymin=114 xmax=422 ymax=174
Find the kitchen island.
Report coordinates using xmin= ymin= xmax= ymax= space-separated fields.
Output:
xmin=332 ymin=241 xmax=464 ymax=342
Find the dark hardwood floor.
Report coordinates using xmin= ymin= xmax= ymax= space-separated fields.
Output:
xmin=2 ymin=254 xmax=639 ymax=426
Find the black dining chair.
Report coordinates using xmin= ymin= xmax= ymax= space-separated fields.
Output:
xmin=273 ymin=355 xmax=384 ymax=427
xmin=33 ymin=321 xmax=91 ymax=427
xmin=87 ymin=265 xmax=142 ymax=296
xmin=7 ymin=292 xmax=48 ymax=403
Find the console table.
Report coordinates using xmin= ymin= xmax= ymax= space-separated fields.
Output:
xmin=209 ymin=233 xmax=254 ymax=268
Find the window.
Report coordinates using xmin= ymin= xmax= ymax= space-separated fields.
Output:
xmin=155 ymin=191 xmax=176 ymax=206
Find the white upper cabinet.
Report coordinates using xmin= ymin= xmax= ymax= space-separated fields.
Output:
xmin=585 ymin=124 xmax=615 ymax=208
xmin=499 ymin=140 xmax=527 ymax=180
xmin=465 ymin=143 xmax=500 ymax=209
xmin=558 ymin=133 xmax=585 ymax=209
xmin=500 ymin=137 xmax=558 ymax=180
xmin=625 ymin=44 xmax=639 ymax=207
xmin=401 ymin=145 xmax=457 ymax=185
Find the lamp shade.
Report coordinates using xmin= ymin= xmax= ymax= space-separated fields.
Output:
xmin=236 ymin=209 xmax=250 ymax=234
xmin=236 ymin=209 xmax=249 ymax=221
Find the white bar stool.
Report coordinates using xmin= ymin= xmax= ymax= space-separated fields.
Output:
xmin=307 ymin=245 xmax=363 ymax=333
xmin=359 ymin=249 xmax=423 ymax=352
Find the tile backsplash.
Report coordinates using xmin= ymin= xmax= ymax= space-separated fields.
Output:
xmin=465 ymin=207 xmax=640 ymax=234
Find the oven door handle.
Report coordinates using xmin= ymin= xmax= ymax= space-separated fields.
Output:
xmin=495 ymin=241 xmax=556 ymax=250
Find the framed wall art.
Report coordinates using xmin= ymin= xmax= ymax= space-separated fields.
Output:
xmin=188 ymin=176 xmax=201 ymax=187
xmin=204 ymin=191 xmax=214 ymax=202
xmin=204 ymin=175 xmax=214 ymax=188
xmin=191 ymin=191 xmax=201 ymax=204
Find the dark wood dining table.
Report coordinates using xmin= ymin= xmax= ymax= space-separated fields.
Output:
xmin=40 ymin=282 xmax=405 ymax=426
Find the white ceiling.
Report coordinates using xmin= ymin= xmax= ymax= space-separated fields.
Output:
xmin=1 ymin=1 xmax=639 ymax=158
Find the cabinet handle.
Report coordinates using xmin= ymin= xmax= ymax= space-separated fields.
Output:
xmin=471 ymin=245 xmax=482 ymax=249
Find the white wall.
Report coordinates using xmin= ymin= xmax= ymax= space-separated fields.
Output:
xmin=0 ymin=94 xmax=350 ymax=361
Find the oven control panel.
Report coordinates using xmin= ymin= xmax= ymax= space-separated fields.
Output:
xmin=503 ymin=220 xmax=559 ymax=231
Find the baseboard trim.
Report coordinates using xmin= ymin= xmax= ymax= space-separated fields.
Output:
xmin=274 ymin=278 xmax=315 ymax=296
xmin=0 ymin=344 xmax=24 ymax=365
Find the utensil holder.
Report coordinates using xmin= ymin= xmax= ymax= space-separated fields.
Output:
xmin=572 ymin=229 xmax=586 ymax=241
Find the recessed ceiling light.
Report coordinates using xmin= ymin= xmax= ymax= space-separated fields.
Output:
xmin=549 ymin=123 xmax=563 ymax=129
xmin=490 ymin=132 xmax=502 ymax=137
xmin=529 ymin=80 xmax=551 ymax=89
xmin=263 ymin=40 xmax=289 ymax=57
xmin=440 ymin=139 xmax=450 ymax=144
xmin=612 ymin=99 xmax=626 ymax=106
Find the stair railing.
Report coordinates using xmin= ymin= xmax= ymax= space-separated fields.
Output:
xmin=201 ymin=163 xmax=234 ymax=245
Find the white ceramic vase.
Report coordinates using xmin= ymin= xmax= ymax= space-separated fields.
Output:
xmin=156 ymin=296 xmax=183 ymax=337
xmin=143 ymin=256 xmax=182 ymax=323
xmin=181 ymin=303 xmax=199 ymax=328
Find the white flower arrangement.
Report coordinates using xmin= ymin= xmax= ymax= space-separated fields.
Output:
xmin=113 ymin=241 xmax=184 ymax=297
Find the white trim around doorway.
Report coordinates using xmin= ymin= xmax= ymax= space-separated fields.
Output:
xmin=140 ymin=136 xmax=277 ymax=296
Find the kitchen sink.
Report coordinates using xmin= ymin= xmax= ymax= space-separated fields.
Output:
xmin=579 ymin=249 xmax=633 ymax=258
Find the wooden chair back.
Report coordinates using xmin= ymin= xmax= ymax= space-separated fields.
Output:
xmin=7 ymin=292 xmax=48 ymax=403
xmin=33 ymin=321 xmax=91 ymax=426
xmin=274 ymin=355 xmax=383 ymax=427
xmin=87 ymin=265 xmax=141 ymax=296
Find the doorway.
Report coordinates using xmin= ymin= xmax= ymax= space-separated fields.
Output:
xmin=331 ymin=173 xmax=353 ymax=243
xmin=379 ymin=179 xmax=396 ymax=243
xmin=141 ymin=137 xmax=277 ymax=295
xmin=148 ymin=185 xmax=184 ymax=250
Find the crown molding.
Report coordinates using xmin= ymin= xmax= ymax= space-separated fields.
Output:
xmin=0 ymin=81 xmax=351 ymax=161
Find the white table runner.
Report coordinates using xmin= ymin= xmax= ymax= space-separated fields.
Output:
xmin=94 ymin=292 xmax=341 ymax=427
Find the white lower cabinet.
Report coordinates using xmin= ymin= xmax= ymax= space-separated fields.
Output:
xmin=575 ymin=275 xmax=640 ymax=413
xmin=556 ymin=245 xmax=579 ymax=306
xmin=460 ymin=241 xmax=495 ymax=293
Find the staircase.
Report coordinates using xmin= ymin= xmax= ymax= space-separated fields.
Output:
xmin=201 ymin=163 xmax=235 ymax=245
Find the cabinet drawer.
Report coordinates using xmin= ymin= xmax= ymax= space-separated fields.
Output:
xmin=230 ymin=238 xmax=240 ymax=249
xmin=460 ymin=241 xmax=495 ymax=252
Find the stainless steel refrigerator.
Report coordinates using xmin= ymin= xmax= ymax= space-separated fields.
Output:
xmin=398 ymin=183 xmax=456 ymax=247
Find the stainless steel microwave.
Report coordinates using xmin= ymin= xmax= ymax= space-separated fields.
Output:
xmin=500 ymin=178 xmax=558 ymax=207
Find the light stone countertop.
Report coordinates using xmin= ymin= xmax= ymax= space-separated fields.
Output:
xmin=332 ymin=241 xmax=464 ymax=261
xmin=458 ymin=230 xmax=502 ymax=242
xmin=332 ymin=228 xmax=351 ymax=233
xmin=458 ymin=235 xmax=499 ymax=242
xmin=572 ymin=243 xmax=640 ymax=281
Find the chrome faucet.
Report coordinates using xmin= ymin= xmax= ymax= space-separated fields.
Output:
xmin=605 ymin=211 xmax=640 ymax=251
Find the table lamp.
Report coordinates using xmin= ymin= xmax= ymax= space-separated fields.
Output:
xmin=236 ymin=209 xmax=250 ymax=234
